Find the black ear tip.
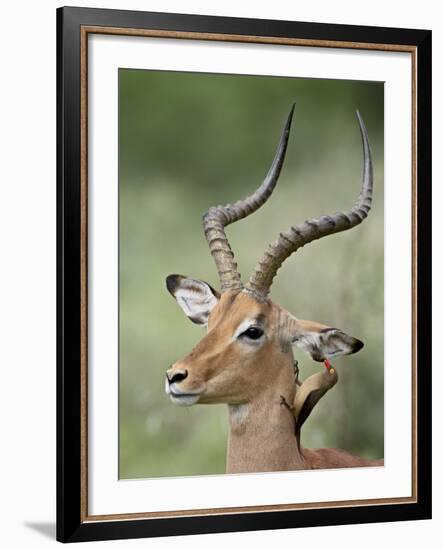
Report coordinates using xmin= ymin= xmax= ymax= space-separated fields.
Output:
xmin=166 ymin=274 xmax=184 ymax=295
xmin=353 ymin=339 xmax=364 ymax=353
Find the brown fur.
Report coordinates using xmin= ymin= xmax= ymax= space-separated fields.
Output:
xmin=167 ymin=286 xmax=384 ymax=474
xmin=302 ymin=448 xmax=384 ymax=470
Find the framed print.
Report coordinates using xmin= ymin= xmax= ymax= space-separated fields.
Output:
xmin=56 ymin=6 xmax=432 ymax=543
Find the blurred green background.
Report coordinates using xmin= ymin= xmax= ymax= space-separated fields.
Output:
xmin=119 ymin=69 xmax=384 ymax=479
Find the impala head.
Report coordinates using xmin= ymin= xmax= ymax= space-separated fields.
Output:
xmin=165 ymin=105 xmax=373 ymax=407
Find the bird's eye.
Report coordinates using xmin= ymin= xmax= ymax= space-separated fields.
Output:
xmin=240 ymin=326 xmax=264 ymax=340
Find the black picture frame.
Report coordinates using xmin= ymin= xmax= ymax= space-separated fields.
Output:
xmin=57 ymin=6 xmax=432 ymax=543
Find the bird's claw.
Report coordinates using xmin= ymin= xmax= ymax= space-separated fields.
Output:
xmin=280 ymin=395 xmax=293 ymax=413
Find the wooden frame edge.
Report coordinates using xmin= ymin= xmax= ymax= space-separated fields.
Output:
xmin=80 ymin=24 xmax=89 ymax=524
xmin=411 ymin=48 xmax=418 ymax=503
xmin=82 ymin=24 xmax=417 ymax=52
xmin=84 ymin=496 xmax=416 ymax=523
xmin=73 ymin=21 xmax=425 ymax=532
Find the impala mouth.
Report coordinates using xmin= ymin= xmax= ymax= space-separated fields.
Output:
xmin=165 ymin=378 xmax=202 ymax=406
xmin=168 ymin=390 xmax=201 ymax=406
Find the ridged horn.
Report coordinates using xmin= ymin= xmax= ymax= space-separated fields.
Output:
xmin=202 ymin=104 xmax=295 ymax=292
xmin=246 ymin=110 xmax=373 ymax=298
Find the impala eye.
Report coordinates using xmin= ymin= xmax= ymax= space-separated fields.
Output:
xmin=240 ymin=326 xmax=264 ymax=340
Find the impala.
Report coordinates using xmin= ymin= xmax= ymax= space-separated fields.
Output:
xmin=165 ymin=105 xmax=383 ymax=473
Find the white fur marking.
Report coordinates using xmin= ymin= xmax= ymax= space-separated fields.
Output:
xmin=293 ymin=329 xmax=354 ymax=359
xmin=173 ymin=279 xmax=218 ymax=325
xmin=294 ymin=332 xmax=322 ymax=354
xmin=229 ymin=404 xmax=249 ymax=425
xmin=232 ymin=318 xmax=265 ymax=342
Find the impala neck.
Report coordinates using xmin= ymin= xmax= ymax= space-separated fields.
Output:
xmin=226 ymin=362 xmax=306 ymax=474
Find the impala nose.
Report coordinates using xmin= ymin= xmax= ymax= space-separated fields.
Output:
xmin=166 ymin=368 xmax=188 ymax=385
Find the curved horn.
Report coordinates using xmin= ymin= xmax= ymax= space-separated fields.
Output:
xmin=246 ymin=111 xmax=373 ymax=298
xmin=202 ymin=104 xmax=295 ymax=292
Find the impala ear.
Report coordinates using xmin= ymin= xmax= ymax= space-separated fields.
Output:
xmin=291 ymin=319 xmax=364 ymax=362
xmin=166 ymin=274 xmax=220 ymax=326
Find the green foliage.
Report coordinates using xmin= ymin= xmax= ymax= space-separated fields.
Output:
xmin=119 ymin=69 xmax=384 ymax=479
